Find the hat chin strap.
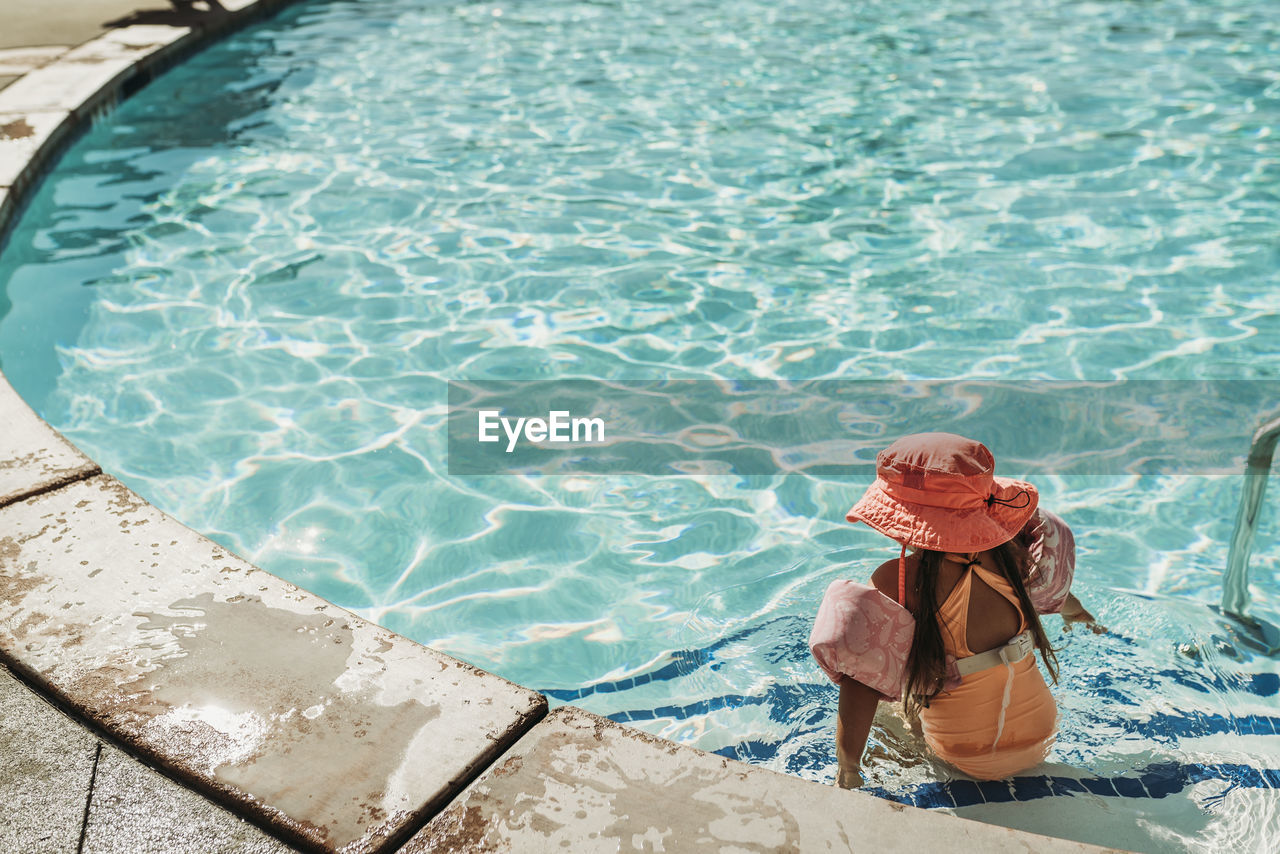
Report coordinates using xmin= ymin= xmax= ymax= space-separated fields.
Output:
xmin=986 ymin=488 xmax=1032 ymax=509
xmin=898 ymin=543 xmax=907 ymax=607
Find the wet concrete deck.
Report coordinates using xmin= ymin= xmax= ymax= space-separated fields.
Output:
xmin=1 ymin=662 xmax=296 ymax=854
xmin=406 ymin=705 xmax=1109 ymax=853
xmin=0 ymin=2 xmax=1125 ymax=852
xmin=0 ymin=470 xmax=546 ymax=852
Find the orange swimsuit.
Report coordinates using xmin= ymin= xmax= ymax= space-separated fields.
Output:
xmin=917 ymin=559 xmax=1058 ymax=779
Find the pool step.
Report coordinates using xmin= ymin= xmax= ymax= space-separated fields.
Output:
xmin=405 ymin=704 xmax=1118 ymax=854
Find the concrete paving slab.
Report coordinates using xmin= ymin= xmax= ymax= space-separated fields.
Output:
xmin=83 ymin=744 xmax=299 ymax=854
xmin=0 ymin=58 xmax=132 ymax=116
xmin=0 ymin=23 xmax=190 ymax=118
xmin=0 ymin=664 xmax=99 ymax=854
xmin=0 ymin=109 xmax=72 ymax=190
xmin=0 ymin=47 xmax=71 ymax=76
xmin=407 ymin=705 xmax=1121 ymax=854
xmin=0 ymin=370 xmax=98 ymax=506
xmin=0 ymin=0 xmax=177 ymax=52
xmin=0 ymin=475 xmax=547 ymax=854
xmin=72 ymin=23 xmax=193 ymax=62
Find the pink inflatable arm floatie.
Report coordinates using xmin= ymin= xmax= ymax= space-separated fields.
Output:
xmin=1017 ymin=507 xmax=1077 ymax=615
xmin=808 ymin=579 xmax=916 ymax=700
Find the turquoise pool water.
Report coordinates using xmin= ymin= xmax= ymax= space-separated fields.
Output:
xmin=2 ymin=0 xmax=1279 ymax=850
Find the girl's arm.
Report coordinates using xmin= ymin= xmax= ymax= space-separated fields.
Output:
xmin=836 ymin=674 xmax=882 ymax=788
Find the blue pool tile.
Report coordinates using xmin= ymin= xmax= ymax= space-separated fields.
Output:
xmin=905 ymin=787 xmax=935 ymax=808
xmin=1011 ymin=776 xmax=1053 ymax=802
xmin=977 ymin=780 xmax=1016 ymax=803
xmin=1250 ymin=673 xmax=1279 ymax=697
xmin=875 ymin=762 xmax=1280 ymax=811
xmin=1095 ymin=688 xmax=1133 ymax=705
xmin=1211 ymin=763 xmax=1249 ymax=781
xmin=1112 ymin=776 xmax=1147 ymax=798
xmin=1047 ymin=776 xmax=1087 ymax=797
xmin=1240 ymin=716 xmax=1271 ymax=734
xmin=542 ymin=686 xmax=585 ymax=700
xmin=1225 ymin=766 xmax=1266 ymax=788
xmin=917 ymin=783 xmax=956 ymax=809
xmin=1233 ymin=715 xmax=1258 ymax=734
xmin=1081 ymin=777 xmax=1120 ymax=797
xmin=947 ymin=779 xmax=985 ymax=807
xmin=1137 ymin=763 xmax=1186 ymax=799
xmin=1183 ymin=763 xmax=1216 ymax=785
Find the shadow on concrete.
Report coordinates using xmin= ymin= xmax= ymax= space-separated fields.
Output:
xmin=104 ymin=0 xmax=226 ymax=29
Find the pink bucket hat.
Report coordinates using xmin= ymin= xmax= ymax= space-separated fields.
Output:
xmin=847 ymin=432 xmax=1038 ymax=553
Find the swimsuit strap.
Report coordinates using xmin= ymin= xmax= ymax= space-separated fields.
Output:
xmin=937 ymin=553 xmax=1028 ymax=658
xmin=956 ymin=556 xmax=1029 ymax=632
xmin=943 ymin=552 xmax=982 ymax=571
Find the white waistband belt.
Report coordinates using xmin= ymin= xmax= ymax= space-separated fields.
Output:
xmin=951 ymin=629 xmax=1036 ymax=754
xmin=953 ymin=629 xmax=1035 ymax=677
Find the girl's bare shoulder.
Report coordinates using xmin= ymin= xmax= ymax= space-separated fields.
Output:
xmin=870 ymin=555 xmax=916 ymax=610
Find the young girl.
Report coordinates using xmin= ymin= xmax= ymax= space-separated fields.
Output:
xmin=809 ymin=432 xmax=1101 ymax=788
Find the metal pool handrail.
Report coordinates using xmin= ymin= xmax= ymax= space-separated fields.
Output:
xmin=1222 ymin=414 xmax=1280 ymax=619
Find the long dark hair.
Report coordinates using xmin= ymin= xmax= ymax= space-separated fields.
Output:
xmin=902 ymin=538 xmax=1060 ymax=719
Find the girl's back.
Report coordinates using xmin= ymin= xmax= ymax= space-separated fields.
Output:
xmin=887 ymin=550 xmax=1057 ymax=777
xmin=872 ymin=550 xmax=1024 ymax=656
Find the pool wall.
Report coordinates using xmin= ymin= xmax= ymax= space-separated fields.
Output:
xmin=0 ymin=3 xmax=1121 ymax=852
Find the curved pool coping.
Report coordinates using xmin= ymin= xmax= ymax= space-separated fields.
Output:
xmin=0 ymin=4 xmax=1121 ymax=853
